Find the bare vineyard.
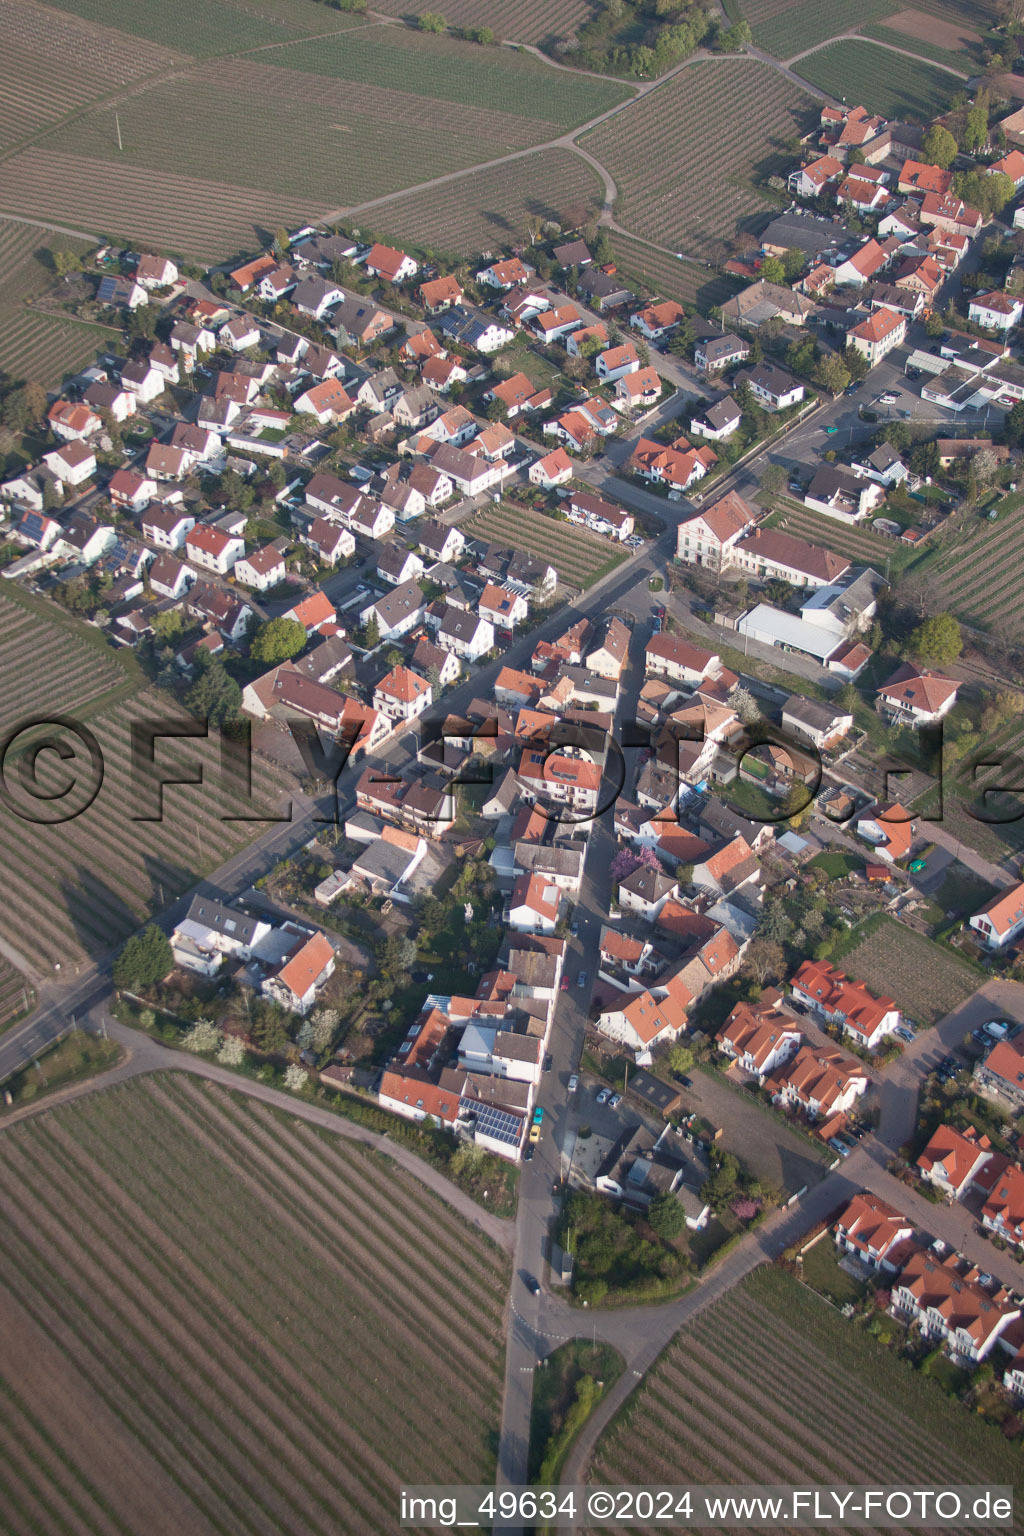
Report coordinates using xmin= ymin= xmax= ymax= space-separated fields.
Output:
xmin=748 ymin=0 xmax=893 ymax=60
xmin=840 ymin=915 xmax=977 ymax=1026
xmin=0 ymin=1075 xmax=508 ymax=1536
xmin=0 ymin=147 xmax=315 ymax=262
xmin=0 ymin=959 xmax=33 ymax=1032
xmin=364 ymin=0 xmax=594 ymax=45
xmin=586 ymin=1268 xmax=1021 ymax=1531
xmin=373 ymin=150 xmax=603 ymax=258
xmin=581 ymin=61 xmax=811 ymax=260
xmin=607 ymin=234 xmax=740 ymax=312
xmin=37 ymin=0 xmax=347 ymax=56
xmin=928 ymin=500 xmax=1024 ymax=639
xmin=470 ymin=502 xmax=627 ymax=588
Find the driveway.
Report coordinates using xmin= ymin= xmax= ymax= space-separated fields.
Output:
xmin=673 ymin=1064 xmax=831 ymax=1197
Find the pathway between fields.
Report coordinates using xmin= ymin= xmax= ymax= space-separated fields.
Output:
xmin=785 ymin=29 xmax=969 ymax=78
xmin=0 ymin=1019 xmax=516 ymax=1252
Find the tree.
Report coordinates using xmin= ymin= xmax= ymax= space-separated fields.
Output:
xmin=113 ymin=925 xmax=173 ymax=990
xmin=908 ymin=611 xmax=962 ymax=667
xmin=745 ymin=937 xmax=786 ymax=984
xmin=250 ymin=615 xmax=306 ymax=666
xmin=182 ymin=1019 xmax=221 ymax=1053
xmin=703 ymin=1152 xmax=740 ymax=1210
xmin=647 ymin=1191 xmax=687 ymax=1239
xmin=842 ymin=345 xmax=869 ymax=383
xmin=881 ymin=419 xmax=911 ymax=451
xmin=717 ymin=19 xmax=751 ymax=50
xmin=759 ymin=255 xmax=785 ymax=285
xmin=923 ymin=310 xmax=944 ymax=339
xmin=909 ymin=438 xmax=939 ymax=478
xmin=416 ymin=10 xmax=446 ymax=29
xmin=781 ymin=780 xmax=812 ymax=829
xmin=665 ymin=1044 xmax=694 ymax=1074
xmin=757 ymin=462 xmax=787 ymax=506
xmin=730 ymin=685 xmax=761 ymax=724
xmin=364 ymin=613 xmax=380 ymax=649
xmin=813 ymin=353 xmax=850 ymax=396
xmin=53 ymin=249 xmax=82 ymax=276
xmin=921 ymin=124 xmax=958 ymax=170
xmin=1007 ymin=398 xmax=1024 ymax=448
xmin=2 ymin=381 xmax=47 ymax=432
xmin=185 ymin=656 xmax=241 ymax=726
xmin=963 ymin=90 xmax=990 ymax=154
xmin=836 ymin=680 xmax=859 ymax=712
xmin=759 ymin=894 xmax=791 ymax=944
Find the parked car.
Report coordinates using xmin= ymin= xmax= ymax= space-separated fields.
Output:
xmin=570 ymin=918 xmax=579 ymax=937
xmin=568 ymin=1074 xmax=579 ymax=1094
xmin=523 ymin=1145 xmax=533 ymax=1161
xmin=828 ymin=1137 xmax=850 ymax=1158
xmin=577 ymin=969 xmax=587 ymax=987
xmin=560 ymin=976 xmax=569 ymax=991
xmin=529 ymin=1121 xmax=542 ymax=1144
xmin=524 ymin=1273 xmax=540 ymax=1295
xmin=608 ymin=1092 xmax=622 ymax=1109
xmin=543 ymin=1053 xmax=553 ymax=1073
xmin=595 ymin=1087 xmax=610 ymax=1104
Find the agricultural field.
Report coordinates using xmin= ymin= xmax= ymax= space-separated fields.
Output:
xmin=0 ymin=959 xmax=33 ymax=1034
xmin=743 ymin=0 xmax=894 ymax=61
xmin=367 ymin=0 xmax=595 ymax=46
xmin=840 ymin=914 xmax=978 ymax=1026
xmin=580 ymin=61 xmax=813 ymax=262
xmin=794 ymin=39 xmax=961 ymax=119
xmin=924 ymin=498 xmax=1024 ymax=639
xmin=0 ymin=1074 xmax=509 ymax=1533
xmin=607 ymin=233 xmax=741 ymax=316
xmin=769 ymin=499 xmax=912 ymax=572
xmin=0 ymin=592 xmax=289 ymax=971
xmin=469 ymin=501 xmax=629 ymax=590
xmin=0 ymin=0 xmax=187 ymax=156
xmin=270 ymin=26 xmax=629 ymax=126
xmin=371 ymin=150 xmax=603 ymax=259
xmin=862 ymin=7 xmax=983 ymax=73
xmin=0 ymin=217 xmax=108 ymax=387
xmin=33 ymin=0 xmax=362 ymax=56
xmin=0 ymin=148 xmax=315 ymax=263
xmin=585 ymin=1266 xmax=1024 ymax=1514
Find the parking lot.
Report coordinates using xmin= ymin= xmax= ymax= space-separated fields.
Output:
xmin=671 ymin=1065 xmax=832 ymax=1198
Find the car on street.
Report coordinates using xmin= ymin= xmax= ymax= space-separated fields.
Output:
xmin=570 ymin=918 xmax=579 ymax=936
xmin=543 ymin=1053 xmax=553 ymax=1073
xmin=523 ymin=1145 xmax=533 ymax=1160
xmin=608 ymin=1092 xmax=622 ymax=1109
xmin=568 ymin=1074 xmax=579 ymax=1093
xmin=524 ymin=1273 xmax=541 ymax=1295
xmin=651 ymin=617 xmax=662 ymax=633
xmin=529 ymin=1121 xmax=542 ymax=1143
xmin=560 ymin=977 xmax=569 ymax=990
xmin=595 ymin=1087 xmax=610 ymax=1104
xmin=828 ymin=1137 xmax=851 ymax=1158
xmin=879 ymin=392 xmax=899 ymax=405
xmin=824 ymin=425 xmax=838 ymax=435
xmin=577 ymin=969 xmax=587 ymax=987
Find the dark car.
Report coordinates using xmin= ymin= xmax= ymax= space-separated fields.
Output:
xmin=906 ymin=367 xmax=920 ymax=380
xmin=577 ymin=969 xmax=587 ymax=988
xmin=543 ymin=1053 xmax=553 ymax=1073
xmin=570 ymin=918 xmax=580 ymax=937
xmin=523 ymin=1145 xmax=533 ymax=1161
xmin=678 ymin=1074 xmax=693 ymax=1088
xmin=524 ymin=1273 xmax=541 ymax=1295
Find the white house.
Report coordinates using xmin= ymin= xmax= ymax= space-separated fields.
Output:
xmin=41 ymin=440 xmax=94 ymax=486
xmin=185 ymin=524 xmax=246 ymax=575
xmin=876 ymin=662 xmax=958 ymax=726
xmin=148 ymin=552 xmax=193 ymax=600
xmin=507 ymin=872 xmax=560 ymax=934
xmin=529 ymin=446 xmax=573 ymax=488
xmin=373 ymin=665 xmax=432 ymax=724
xmin=170 ymin=894 xmax=272 ymax=975
xmin=480 ymin=583 xmax=528 ymax=632
xmin=734 ymin=362 xmax=804 ymax=411
xmin=234 ymin=545 xmax=286 ymax=592
xmin=361 ymin=580 xmax=424 ymax=641
xmin=136 ymin=254 xmax=179 ymax=289
xmin=142 ymin=506 xmax=195 ymax=551
xmin=376 ymin=546 xmax=425 ymax=587
xmin=595 ymin=342 xmax=639 ymax=382
xmin=221 ymin=314 xmax=261 ymax=352
xmin=969 ymin=291 xmax=1023 ymax=332
xmin=304 ymin=516 xmax=355 ymax=566
xmin=262 ymin=929 xmax=336 ymax=1016
xmin=438 ymin=606 xmax=495 ymax=662
xmin=791 ymin=958 xmax=900 ymax=1051
xmin=969 ymin=881 xmax=1024 ymax=951
xmin=364 ymin=243 xmax=419 ymax=284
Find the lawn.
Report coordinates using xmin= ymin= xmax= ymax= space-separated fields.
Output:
xmin=528 ymin=1341 xmax=623 ymax=1481
xmin=587 ymin=1266 xmax=1024 ymax=1494
xmin=838 ymin=913 xmax=979 ymax=1026
xmin=793 ymin=39 xmax=960 ymax=120
xmin=809 ymin=850 xmax=863 ymax=880
xmin=800 ymin=1235 xmax=866 ymax=1304
xmin=0 ymin=1074 xmax=509 ymax=1530
xmin=580 ymin=59 xmax=814 ymax=262
xmin=468 ymin=502 xmax=629 ymax=590
xmin=1 ymin=1029 xmax=120 ymax=1109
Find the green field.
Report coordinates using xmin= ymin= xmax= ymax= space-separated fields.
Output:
xmin=581 ymin=60 xmax=813 ymax=262
xmin=794 ymin=40 xmax=959 ymax=119
xmin=470 ymin=502 xmax=629 ymax=590
xmin=364 ymin=0 xmax=595 ymax=46
xmin=371 ymin=150 xmax=604 ymax=260
xmin=924 ymin=496 xmax=1024 ymax=640
xmin=861 ymin=21 xmax=978 ymax=73
xmin=0 ymin=1074 xmax=508 ymax=1532
xmin=33 ymin=0 xmax=362 ymax=56
xmin=745 ymin=0 xmax=894 ymax=61
xmin=588 ymin=1267 xmax=1024 ymax=1496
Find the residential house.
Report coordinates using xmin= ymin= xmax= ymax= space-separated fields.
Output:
xmin=716 ymin=994 xmax=801 ymax=1080
xmin=377 ymin=546 xmax=424 ymax=588
xmin=334 ymin=295 xmax=394 ymax=348
xmin=615 ymin=367 xmax=662 ymax=412
xmin=529 ymin=446 xmax=573 ymax=488
xmin=645 ymin=633 xmax=719 ymax=686
xmin=969 ymin=881 xmax=1024 ymax=951
xmin=576 ymin=268 xmax=633 ymax=310
xmin=136 ymin=253 xmax=178 ymax=289
xmin=849 ymin=306 xmax=907 ymax=363
xmin=974 ymin=1035 xmax=1024 ymax=1111
xmin=234 ymin=544 xmax=286 ymax=592
xmin=877 ymin=661 xmax=958 ymax=726
xmin=629 ymin=436 xmax=716 ymax=492
xmin=586 ymin=616 xmax=631 ymax=681
xmin=437 ymin=606 xmax=495 ymax=662
xmin=675 ymin=490 xmax=758 ymax=570
xmin=373 ymin=665 xmax=432 ymax=724
xmin=304 ymin=516 xmax=355 ymax=566
xmin=142 ymin=505 xmax=194 ymax=550
xmin=618 ymin=866 xmax=679 ymax=922
xmin=833 ymin=1193 xmax=914 ymax=1272
xmin=804 ymin=464 xmax=885 ymax=523
xmin=917 ymin=1124 xmax=994 ymax=1199
xmin=791 ymin=958 xmax=900 ymax=1050
xmin=980 ymin=1163 xmax=1024 ymax=1249
xmin=485 ymin=372 xmax=551 ymax=419
xmin=855 ymin=801 xmax=914 ymax=864
xmin=147 ymin=551 xmax=193 ymax=600
xmin=476 ymin=257 xmax=533 ymax=290
xmin=507 ymin=872 xmax=561 ymax=934
xmin=170 ymin=894 xmax=272 ymax=974
xmin=969 ymin=291 xmax=1023 ymax=332
xmin=567 ymin=490 xmax=634 ymax=541
xmin=48 ymin=399 xmax=101 ymax=442
xmin=596 ymin=970 xmax=691 ymax=1059
xmin=185 ymin=524 xmax=245 ymax=575
xmin=417 ymin=517 xmax=465 ymax=565
xmin=781 ymin=694 xmax=853 ymax=751
xmin=282 ymin=590 xmax=336 ymax=637
xmin=418 ymin=274 xmax=463 ymax=313
xmin=733 ymin=527 xmax=849 ymax=589
xmin=891 ymin=1249 xmax=1020 ymax=1362
xmin=185 ymin=582 xmax=253 ymax=642
xmin=770 ymin=1044 xmax=868 ymax=1120
xmin=262 ymin=929 xmax=336 ymax=1016
xmin=480 ymin=582 xmax=529 ymax=631
xmin=630 ymin=299 xmax=686 ymax=339
xmin=694 ymin=333 xmax=750 ymax=372
xmin=439 ymin=305 xmax=514 ymax=354
xmin=361 ymin=580 xmax=424 ymax=641
xmin=41 ymin=439 xmax=94 ymax=487
xmin=109 ymin=467 xmax=157 ymax=512
xmin=733 ymin=362 xmax=804 ymax=410
xmin=689 ymin=395 xmax=741 ymax=442
xmin=294 ymin=378 xmax=355 ymax=425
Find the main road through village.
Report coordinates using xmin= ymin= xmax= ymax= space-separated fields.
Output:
xmin=4 ymin=308 xmax=1024 ymax=1530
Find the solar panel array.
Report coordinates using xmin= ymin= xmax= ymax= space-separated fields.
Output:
xmin=461 ymin=1097 xmax=522 ymax=1148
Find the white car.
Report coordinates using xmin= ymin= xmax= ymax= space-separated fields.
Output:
xmin=595 ymin=1087 xmax=610 ymax=1104
xmin=567 ymin=1074 xmax=579 ymax=1094
xmin=879 ymin=392 xmax=899 ymax=405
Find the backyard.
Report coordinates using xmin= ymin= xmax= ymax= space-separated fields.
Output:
xmin=837 ymin=913 xmax=979 ymax=1026
xmin=0 ymin=1074 xmax=509 ymax=1534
